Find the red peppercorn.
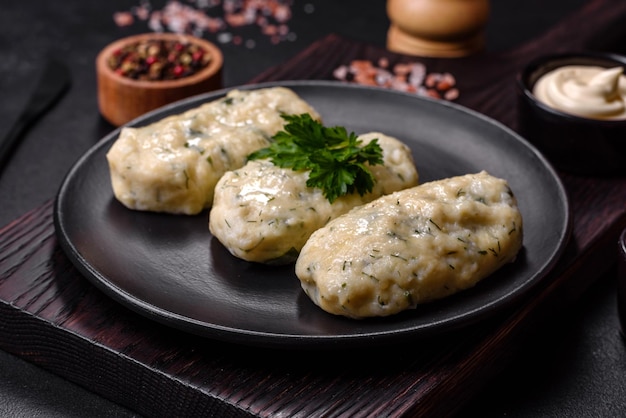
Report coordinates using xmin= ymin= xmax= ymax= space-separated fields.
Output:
xmin=173 ymin=65 xmax=185 ymax=77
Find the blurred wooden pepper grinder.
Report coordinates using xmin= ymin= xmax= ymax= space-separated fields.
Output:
xmin=386 ymin=0 xmax=490 ymax=57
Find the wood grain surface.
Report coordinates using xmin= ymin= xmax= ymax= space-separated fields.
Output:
xmin=1 ymin=0 xmax=625 ymax=416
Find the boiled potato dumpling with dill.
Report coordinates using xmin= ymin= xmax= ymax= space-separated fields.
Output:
xmin=209 ymin=132 xmax=418 ymax=264
xmin=106 ymin=87 xmax=319 ymax=215
xmin=295 ymin=171 xmax=523 ymax=319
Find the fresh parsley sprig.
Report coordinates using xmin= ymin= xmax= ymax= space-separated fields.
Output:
xmin=248 ymin=113 xmax=384 ymax=203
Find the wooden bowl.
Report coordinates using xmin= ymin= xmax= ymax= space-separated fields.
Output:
xmin=96 ymin=33 xmax=223 ymax=126
xmin=386 ymin=0 xmax=490 ymax=57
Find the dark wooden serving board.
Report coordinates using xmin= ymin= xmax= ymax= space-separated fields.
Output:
xmin=1 ymin=1 xmax=625 ymax=416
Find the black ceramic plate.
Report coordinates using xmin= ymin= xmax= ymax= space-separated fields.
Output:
xmin=54 ymin=81 xmax=571 ymax=349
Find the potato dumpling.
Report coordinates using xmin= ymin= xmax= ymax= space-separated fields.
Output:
xmin=209 ymin=132 xmax=419 ymax=264
xmin=296 ymin=171 xmax=523 ymax=319
xmin=107 ymin=87 xmax=320 ymax=214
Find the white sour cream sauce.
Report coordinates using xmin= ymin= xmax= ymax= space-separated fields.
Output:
xmin=295 ymin=171 xmax=523 ymax=319
xmin=209 ymin=132 xmax=419 ymax=264
xmin=106 ymin=87 xmax=320 ymax=215
xmin=533 ymin=65 xmax=626 ymax=120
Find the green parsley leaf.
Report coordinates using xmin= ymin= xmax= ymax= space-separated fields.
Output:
xmin=248 ymin=113 xmax=384 ymax=203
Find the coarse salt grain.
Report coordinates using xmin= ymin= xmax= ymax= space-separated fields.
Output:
xmin=113 ymin=12 xmax=134 ymax=27
xmin=333 ymin=59 xmax=460 ymax=101
xmin=113 ymin=0 xmax=298 ymax=49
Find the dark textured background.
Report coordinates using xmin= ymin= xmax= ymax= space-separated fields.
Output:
xmin=1 ymin=1 xmax=624 ymax=416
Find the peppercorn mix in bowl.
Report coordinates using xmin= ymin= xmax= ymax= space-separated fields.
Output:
xmin=516 ymin=51 xmax=626 ymax=176
xmin=97 ymin=33 xmax=223 ymax=126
